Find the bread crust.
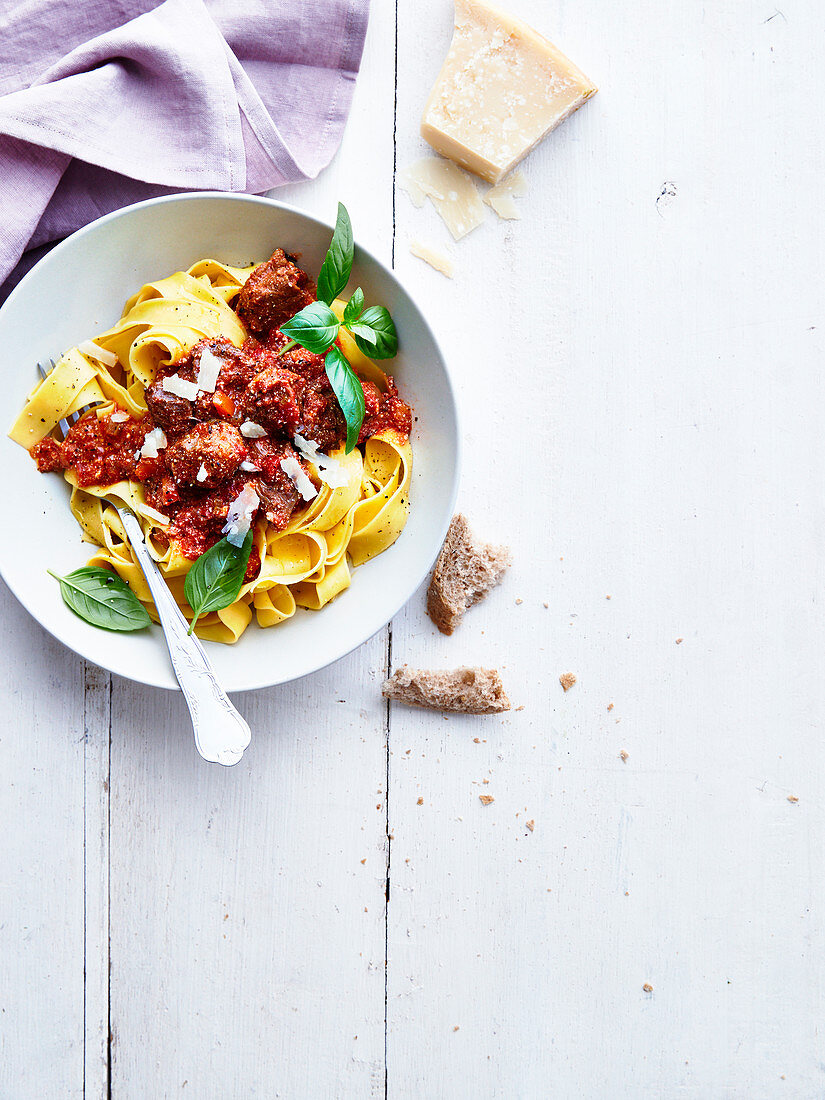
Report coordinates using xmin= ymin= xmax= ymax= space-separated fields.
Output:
xmin=382 ymin=665 xmax=511 ymax=714
xmin=426 ymin=514 xmax=511 ymax=634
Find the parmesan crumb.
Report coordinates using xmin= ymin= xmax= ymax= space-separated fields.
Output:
xmin=607 ymin=703 xmax=614 ymax=711
xmin=526 ymin=819 xmax=535 ymax=832
xmin=675 ymin=637 xmax=683 ymax=644
xmin=643 ymin=983 xmax=654 ymax=993
xmin=417 ymin=797 xmax=424 ymax=805
xmin=479 ymin=794 xmax=494 ymax=805
xmin=620 ymin=750 xmax=629 ymax=762
xmin=787 ymin=795 xmax=799 ymax=804
xmin=559 ymin=673 xmax=576 ymax=692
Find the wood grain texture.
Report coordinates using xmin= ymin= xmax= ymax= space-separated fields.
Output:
xmin=0 ymin=581 xmax=88 ymax=1098
xmin=4 ymin=0 xmax=825 ymax=1097
xmin=388 ymin=0 xmax=825 ymax=1096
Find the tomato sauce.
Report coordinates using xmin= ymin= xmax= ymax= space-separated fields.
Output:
xmin=30 ymin=251 xmax=412 ymax=573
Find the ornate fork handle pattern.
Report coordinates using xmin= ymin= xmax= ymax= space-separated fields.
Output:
xmin=117 ymin=507 xmax=251 ymax=766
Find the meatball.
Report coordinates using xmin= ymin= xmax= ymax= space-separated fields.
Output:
xmin=243 ymin=364 xmax=304 ymax=436
xmin=298 ymin=376 xmax=346 ymax=452
xmin=165 ymin=421 xmax=246 ymax=488
xmin=235 ymin=249 xmax=315 ymax=340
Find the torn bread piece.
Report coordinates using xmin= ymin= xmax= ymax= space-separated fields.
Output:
xmin=410 ymin=239 xmax=455 ymax=277
xmin=383 ymin=666 xmax=510 ymax=714
xmin=484 ymin=171 xmax=527 ymax=220
xmin=427 ymin=513 xmax=511 ymax=634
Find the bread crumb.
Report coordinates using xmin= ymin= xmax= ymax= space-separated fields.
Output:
xmin=417 ymin=797 xmax=424 ymax=805
xmin=515 ymin=704 xmax=525 ymax=711
xmin=453 ymin=1025 xmax=460 ymax=1032
xmin=559 ymin=673 xmax=576 ymax=692
xmin=620 ymin=750 xmax=629 ymax=762
xmin=515 ymin=597 xmax=523 ymax=605
xmin=787 ymin=795 xmax=799 ymax=803
xmin=526 ymin=819 xmax=535 ymax=832
xmin=479 ymin=794 xmax=495 ymax=805
xmin=675 ymin=637 xmax=683 ymax=644
xmin=543 ymin=601 xmax=549 ymax=608
xmin=482 ymin=778 xmax=489 ymax=784
xmin=473 ymin=737 xmax=480 ymax=743
xmin=607 ymin=703 xmax=614 ymax=711
xmin=606 ymin=595 xmax=611 ymax=600
xmin=360 ymin=858 xmax=366 ymax=864
xmin=643 ymin=983 xmax=653 ymax=993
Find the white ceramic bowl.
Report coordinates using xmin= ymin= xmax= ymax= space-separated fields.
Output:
xmin=0 ymin=193 xmax=460 ymax=691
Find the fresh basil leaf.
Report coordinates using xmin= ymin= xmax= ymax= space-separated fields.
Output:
xmin=183 ymin=531 xmax=253 ymax=634
xmin=343 ymin=287 xmax=364 ymax=326
xmin=280 ymin=301 xmax=340 ymax=355
xmin=317 ymin=202 xmax=354 ymax=305
xmin=48 ymin=566 xmax=151 ymax=632
xmin=325 ymin=346 xmax=365 ymax=453
xmin=349 ymin=305 xmax=399 ymax=360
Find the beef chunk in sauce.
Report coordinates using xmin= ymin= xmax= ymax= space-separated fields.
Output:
xmin=235 ymin=249 xmax=315 ymax=341
xmin=144 ymin=376 xmax=196 ymax=436
xmin=298 ymin=376 xmax=346 ymax=452
xmin=243 ymin=365 xmax=304 ymax=436
xmin=247 ymin=440 xmax=306 ymax=529
xmin=165 ymin=421 xmax=246 ymax=488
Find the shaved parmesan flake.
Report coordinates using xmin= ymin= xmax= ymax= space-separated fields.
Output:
xmin=195 ymin=348 xmax=223 ymax=393
xmin=141 ymin=504 xmax=170 ymax=526
xmin=240 ymin=420 xmax=267 ymax=439
xmin=162 ymin=374 xmax=199 ymax=401
xmin=239 ymin=460 xmax=261 ymax=473
xmin=78 ymin=340 xmax=118 ymax=368
xmin=409 ymin=239 xmax=454 ymax=277
xmin=222 ymin=485 xmax=260 ymax=547
xmin=110 ymin=410 xmax=130 ymax=423
xmin=139 ymin=427 xmax=168 ymax=459
xmin=280 ymin=455 xmax=318 ymax=502
xmin=484 ymin=171 xmax=527 ymax=220
xmin=196 ymin=463 xmax=208 ymax=483
xmin=293 ymin=433 xmax=348 ymax=490
xmin=399 ymin=158 xmax=486 ymax=240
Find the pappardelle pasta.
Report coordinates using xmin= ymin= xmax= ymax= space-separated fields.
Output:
xmin=10 ymin=246 xmax=413 ymax=643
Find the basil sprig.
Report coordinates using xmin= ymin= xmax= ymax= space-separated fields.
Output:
xmin=183 ymin=531 xmax=253 ymax=635
xmin=278 ymin=201 xmax=399 ymax=453
xmin=48 ymin=566 xmax=151 ymax=632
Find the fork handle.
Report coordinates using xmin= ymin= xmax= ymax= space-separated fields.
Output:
xmin=117 ymin=508 xmax=251 ymax=766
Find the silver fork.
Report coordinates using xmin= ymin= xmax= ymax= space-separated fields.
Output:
xmin=39 ymin=359 xmax=252 ymax=767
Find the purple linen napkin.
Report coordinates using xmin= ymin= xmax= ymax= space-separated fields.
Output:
xmin=0 ymin=0 xmax=369 ymax=294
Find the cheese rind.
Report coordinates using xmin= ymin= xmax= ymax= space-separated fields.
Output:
xmin=421 ymin=0 xmax=597 ymax=183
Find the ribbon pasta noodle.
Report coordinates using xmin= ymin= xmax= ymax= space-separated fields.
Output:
xmin=11 ymin=258 xmax=413 ymax=643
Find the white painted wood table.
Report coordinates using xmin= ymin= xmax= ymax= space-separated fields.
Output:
xmin=2 ymin=1 xmax=824 ymax=1096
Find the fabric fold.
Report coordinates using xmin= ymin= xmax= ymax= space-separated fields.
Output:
xmin=0 ymin=0 xmax=370 ymax=295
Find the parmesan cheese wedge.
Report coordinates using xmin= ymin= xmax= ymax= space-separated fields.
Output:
xmin=399 ymin=158 xmax=486 ymax=241
xmin=421 ymin=0 xmax=597 ymax=183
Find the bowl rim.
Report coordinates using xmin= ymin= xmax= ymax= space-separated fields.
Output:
xmin=0 ymin=191 xmax=462 ymax=692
